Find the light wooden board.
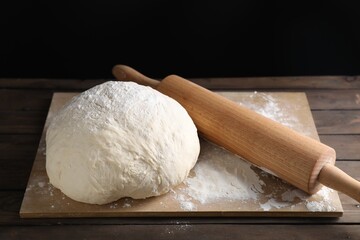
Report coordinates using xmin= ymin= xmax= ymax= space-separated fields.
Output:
xmin=20 ymin=91 xmax=343 ymax=218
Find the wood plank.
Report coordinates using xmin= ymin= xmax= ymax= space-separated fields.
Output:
xmin=1 ymin=183 xmax=360 ymax=226
xmin=0 ymin=111 xmax=47 ymax=134
xmin=1 ymin=224 xmax=360 ymax=240
xmin=1 ymin=76 xmax=360 ymax=90
xmin=320 ymin=135 xmax=360 ymax=160
xmin=0 ymin=135 xmax=41 ymax=189
xmin=0 ymin=159 xmax=33 ymax=190
xmin=0 ymin=135 xmax=40 ymax=160
xmin=0 ymin=90 xmax=52 ymax=111
xmin=313 ymin=110 xmax=360 ymax=134
xmin=306 ymin=90 xmax=360 ymax=110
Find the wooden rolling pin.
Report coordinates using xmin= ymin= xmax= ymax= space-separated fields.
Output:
xmin=112 ymin=65 xmax=360 ymax=202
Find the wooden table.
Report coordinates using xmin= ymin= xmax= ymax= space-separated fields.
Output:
xmin=1 ymin=77 xmax=360 ymax=239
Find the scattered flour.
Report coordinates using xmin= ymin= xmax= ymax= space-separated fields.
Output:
xmin=48 ymin=184 xmax=54 ymax=196
xmin=40 ymin=146 xmax=46 ymax=156
xmin=26 ymin=184 xmax=34 ymax=192
xmin=180 ymin=201 xmax=196 ymax=211
xmin=121 ymin=198 xmax=133 ymax=208
xmin=258 ymin=186 xmax=336 ymax=212
xmin=122 ymin=203 xmax=131 ymax=208
xmin=110 ymin=203 xmax=118 ymax=209
xmin=183 ymin=140 xmax=265 ymax=204
xmin=239 ymin=92 xmax=312 ymax=137
xmin=260 ymin=198 xmax=292 ymax=211
xmin=306 ymin=201 xmax=332 ymax=212
xmin=305 ymin=187 xmax=336 ymax=212
xmin=259 ymin=188 xmax=307 ymax=211
xmin=173 ymin=192 xmax=197 ymax=211
xmin=239 ymin=92 xmax=299 ymax=129
xmin=281 ymin=188 xmax=309 ymax=202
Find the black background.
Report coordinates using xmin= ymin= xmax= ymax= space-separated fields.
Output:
xmin=1 ymin=0 xmax=360 ymax=79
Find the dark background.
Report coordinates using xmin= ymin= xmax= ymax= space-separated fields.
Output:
xmin=1 ymin=0 xmax=360 ymax=79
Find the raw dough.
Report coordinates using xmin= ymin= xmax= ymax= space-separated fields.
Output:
xmin=46 ymin=81 xmax=200 ymax=204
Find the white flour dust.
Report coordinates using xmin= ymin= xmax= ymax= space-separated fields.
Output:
xmin=305 ymin=187 xmax=336 ymax=212
xmin=239 ymin=92 xmax=299 ymax=129
xmin=259 ymin=186 xmax=336 ymax=212
xmin=183 ymin=140 xmax=264 ymax=204
xmin=239 ymin=92 xmax=313 ymax=137
xmin=172 ymin=190 xmax=197 ymax=211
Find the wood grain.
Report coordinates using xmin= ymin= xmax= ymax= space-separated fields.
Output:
xmin=1 ymin=224 xmax=360 ymax=240
xmin=320 ymin=135 xmax=360 ymax=160
xmin=306 ymin=90 xmax=360 ymax=110
xmin=0 ymin=135 xmax=40 ymax=160
xmin=0 ymin=90 xmax=52 ymax=111
xmin=0 ymin=111 xmax=47 ymax=134
xmin=0 ymin=159 xmax=33 ymax=190
xmin=313 ymin=110 xmax=360 ymax=134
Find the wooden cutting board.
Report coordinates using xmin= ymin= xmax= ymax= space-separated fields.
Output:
xmin=20 ymin=91 xmax=343 ymax=218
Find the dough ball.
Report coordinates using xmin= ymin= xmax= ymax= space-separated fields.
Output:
xmin=46 ymin=81 xmax=200 ymax=204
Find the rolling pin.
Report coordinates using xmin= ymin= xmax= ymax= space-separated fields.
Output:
xmin=112 ymin=65 xmax=360 ymax=202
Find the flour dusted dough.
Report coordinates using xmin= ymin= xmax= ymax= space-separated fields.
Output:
xmin=46 ymin=81 xmax=200 ymax=204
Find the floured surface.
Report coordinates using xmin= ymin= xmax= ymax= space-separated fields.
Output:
xmin=20 ymin=92 xmax=343 ymax=218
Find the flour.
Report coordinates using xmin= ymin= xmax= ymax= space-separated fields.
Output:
xmin=109 ymin=203 xmax=118 ymax=209
xmin=305 ymin=187 xmax=336 ymax=212
xmin=180 ymin=201 xmax=196 ymax=211
xmin=258 ymin=186 xmax=335 ymax=212
xmin=173 ymin=191 xmax=197 ymax=211
xmin=182 ymin=140 xmax=265 ymax=204
xmin=260 ymin=198 xmax=292 ymax=211
xmin=239 ymin=92 xmax=298 ymax=129
xmin=239 ymin=92 xmax=312 ymax=137
xmin=281 ymin=188 xmax=308 ymax=202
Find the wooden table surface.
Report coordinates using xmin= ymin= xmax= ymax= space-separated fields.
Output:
xmin=1 ymin=77 xmax=360 ymax=239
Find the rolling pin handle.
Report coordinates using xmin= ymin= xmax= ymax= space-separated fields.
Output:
xmin=319 ymin=164 xmax=360 ymax=202
xmin=112 ymin=65 xmax=160 ymax=89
